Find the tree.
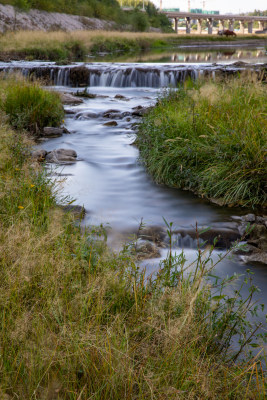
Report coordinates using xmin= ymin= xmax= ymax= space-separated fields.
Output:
xmin=13 ymin=0 xmax=30 ymax=30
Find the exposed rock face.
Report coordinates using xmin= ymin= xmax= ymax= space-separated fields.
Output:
xmin=46 ymin=149 xmax=77 ymax=163
xmin=0 ymin=4 xmax=115 ymax=33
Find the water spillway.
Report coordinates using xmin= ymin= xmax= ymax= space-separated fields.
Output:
xmin=0 ymin=61 xmax=265 ymax=88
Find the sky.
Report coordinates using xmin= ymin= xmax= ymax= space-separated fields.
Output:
xmin=151 ymin=0 xmax=267 ymax=14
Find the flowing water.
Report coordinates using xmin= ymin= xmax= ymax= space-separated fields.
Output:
xmin=1 ymin=53 xmax=266 ymax=347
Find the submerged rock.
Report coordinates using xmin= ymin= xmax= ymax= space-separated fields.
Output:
xmin=46 ymin=148 xmax=77 ymax=164
xmin=60 ymin=92 xmax=83 ymax=105
xmin=114 ymin=94 xmax=129 ymax=101
xmin=103 ymin=121 xmax=118 ymax=126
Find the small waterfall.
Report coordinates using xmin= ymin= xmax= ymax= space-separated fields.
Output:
xmin=171 ymin=233 xmax=204 ymax=249
xmin=0 ymin=62 xmax=252 ymax=88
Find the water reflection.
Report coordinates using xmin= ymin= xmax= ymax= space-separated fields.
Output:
xmin=91 ymin=47 xmax=267 ymax=64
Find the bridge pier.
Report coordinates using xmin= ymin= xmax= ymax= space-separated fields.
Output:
xmin=248 ymin=21 xmax=253 ymax=33
xmin=174 ymin=17 xmax=178 ymax=33
xmin=197 ymin=18 xmax=202 ymax=34
xmin=239 ymin=21 xmax=245 ymax=34
xmin=207 ymin=18 xmax=213 ymax=34
xmin=186 ymin=17 xmax=191 ymax=34
xmin=258 ymin=21 xmax=263 ymax=30
xmin=219 ymin=20 xmax=225 ymax=31
xmin=228 ymin=19 xmax=234 ymax=31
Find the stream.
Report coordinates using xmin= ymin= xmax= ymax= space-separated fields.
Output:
xmin=2 ymin=49 xmax=266 ymax=351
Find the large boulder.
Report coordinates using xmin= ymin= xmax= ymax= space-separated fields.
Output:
xmin=46 ymin=149 xmax=77 ymax=164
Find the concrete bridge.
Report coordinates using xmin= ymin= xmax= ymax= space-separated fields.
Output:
xmin=161 ymin=11 xmax=267 ymax=34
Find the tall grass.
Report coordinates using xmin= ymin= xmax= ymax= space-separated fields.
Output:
xmin=0 ymin=76 xmax=64 ymax=134
xmin=0 ymin=76 xmax=265 ymax=398
xmin=138 ymin=76 xmax=267 ymax=207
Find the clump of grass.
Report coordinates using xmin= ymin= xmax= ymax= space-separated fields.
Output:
xmin=0 ymin=78 xmax=265 ymax=398
xmin=0 ymin=76 xmax=64 ymax=134
xmin=138 ymin=76 xmax=267 ymax=207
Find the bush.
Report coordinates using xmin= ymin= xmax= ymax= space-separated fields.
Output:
xmin=2 ymin=79 xmax=64 ymax=134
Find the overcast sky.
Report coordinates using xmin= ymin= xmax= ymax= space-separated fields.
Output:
xmin=152 ymin=0 xmax=267 ymax=14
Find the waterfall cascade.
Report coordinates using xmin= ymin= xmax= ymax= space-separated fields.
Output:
xmin=0 ymin=61 xmax=256 ymax=88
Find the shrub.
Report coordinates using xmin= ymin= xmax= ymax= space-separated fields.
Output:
xmin=2 ymin=78 xmax=64 ymax=134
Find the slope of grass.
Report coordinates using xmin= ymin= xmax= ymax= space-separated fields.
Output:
xmin=0 ymin=76 xmax=265 ymax=398
xmin=137 ymin=76 xmax=267 ymax=208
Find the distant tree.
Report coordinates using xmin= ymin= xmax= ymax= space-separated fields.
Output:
xmin=13 ymin=0 xmax=30 ymax=30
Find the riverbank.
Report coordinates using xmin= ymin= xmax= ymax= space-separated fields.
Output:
xmin=0 ymin=75 xmax=265 ymax=398
xmin=0 ymin=30 xmax=265 ymax=61
xmin=137 ymin=76 xmax=267 ymax=209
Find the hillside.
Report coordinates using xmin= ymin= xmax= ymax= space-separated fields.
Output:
xmin=0 ymin=3 xmax=115 ymax=32
xmin=0 ymin=1 xmax=172 ymax=32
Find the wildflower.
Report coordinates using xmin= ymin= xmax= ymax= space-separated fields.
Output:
xmin=18 ymin=205 xmax=24 ymax=209
xmin=62 ymin=119 xmax=65 ymax=123
xmin=15 ymin=168 xmax=20 ymax=171
xmin=30 ymin=184 xmax=35 ymax=188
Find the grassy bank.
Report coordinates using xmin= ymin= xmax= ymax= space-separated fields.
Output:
xmin=0 ymin=30 xmax=265 ymax=61
xmin=0 ymin=76 xmax=265 ymax=398
xmin=137 ymin=76 xmax=267 ymax=208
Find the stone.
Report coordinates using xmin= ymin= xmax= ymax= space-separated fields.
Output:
xmin=60 ymin=92 xmax=83 ymax=105
xmin=139 ymin=226 xmax=166 ymax=246
xmin=69 ymin=66 xmax=90 ymax=87
xmin=132 ymin=106 xmax=152 ymax=117
xmin=75 ymin=111 xmax=99 ymax=119
xmin=242 ymin=252 xmax=267 ymax=265
xmin=241 ymin=213 xmax=256 ymax=223
xmin=103 ymin=121 xmax=118 ymax=126
xmin=102 ymin=109 xmax=121 ymax=118
xmin=31 ymin=149 xmax=47 ymax=162
xmin=43 ymin=127 xmax=64 ymax=137
xmin=46 ymin=149 xmax=77 ymax=164
xmin=114 ymin=94 xmax=129 ymax=100
xmin=134 ymin=239 xmax=161 ymax=260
